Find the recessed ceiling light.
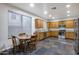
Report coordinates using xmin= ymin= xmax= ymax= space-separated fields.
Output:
xmin=30 ymin=3 xmax=35 ymax=7
xmin=67 ymin=11 xmax=70 ymax=13
xmin=44 ymin=11 xmax=47 ymax=15
xmin=52 ymin=17 xmax=55 ymax=19
xmin=49 ymin=14 xmax=52 ymax=17
xmin=66 ymin=4 xmax=71 ymax=8
xmin=67 ymin=14 xmax=70 ymax=16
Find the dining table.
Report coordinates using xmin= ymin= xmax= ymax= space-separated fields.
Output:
xmin=18 ymin=35 xmax=31 ymax=52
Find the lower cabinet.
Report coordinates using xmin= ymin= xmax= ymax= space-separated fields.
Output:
xmin=36 ymin=32 xmax=46 ymax=41
xmin=46 ymin=31 xmax=59 ymax=37
xmin=36 ymin=31 xmax=76 ymax=41
xmin=46 ymin=31 xmax=51 ymax=37
xmin=50 ymin=31 xmax=59 ymax=37
xmin=65 ymin=20 xmax=75 ymax=28
xmin=65 ymin=32 xmax=76 ymax=40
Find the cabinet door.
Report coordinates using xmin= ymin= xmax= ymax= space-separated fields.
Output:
xmin=40 ymin=20 xmax=43 ymax=28
xmin=50 ymin=22 xmax=54 ymax=28
xmin=55 ymin=31 xmax=59 ymax=36
xmin=53 ymin=22 xmax=59 ymax=28
xmin=65 ymin=32 xmax=75 ymax=39
xmin=50 ymin=31 xmax=54 ymax=36
xmin=47 ymin=22 xmax=54 ymax=28
xmin=50 ymin=31 xmax=59 ymax=37
xmin=40 ymin=32 xmax=44 ymax=40
xmin=65 ymin=20 xmax=75 ymax=28
xmin=35 ymin=19 xmax=43 ymax=28
xmin=47 ymin=22 xmax=58 ymax=28
xmin=54 ymin=31 xmax=59 ymax=37
xmin=36 ymin=32 xmax=40 ymax=41
xmin=47 ymin=31 xmax=51 ymax=37
xmin=47 ymin=22 xmax=51 ymax=28
xmin=35 ymin=19 xmax=40 ymax=28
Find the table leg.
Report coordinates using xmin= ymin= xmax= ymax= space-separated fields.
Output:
xmin=24 ymin=41 xmax=27 ymax=53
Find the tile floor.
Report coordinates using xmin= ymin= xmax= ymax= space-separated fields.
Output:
xmin=30 ymin=37 xmax=76 ymax=55
xmin=0 ymin=37 xmax=76 ymax=55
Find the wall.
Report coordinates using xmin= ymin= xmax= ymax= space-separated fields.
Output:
xmin=0 ymin=4 xmax=9 ymax=52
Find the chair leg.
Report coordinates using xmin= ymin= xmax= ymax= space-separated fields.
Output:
xmin=28 ymin=44 xmax=36 ymax=53
xmin=12 ymin=48 xmax=16 ymax=54
xmin=12 ymin=46 xmax=19 ymax=54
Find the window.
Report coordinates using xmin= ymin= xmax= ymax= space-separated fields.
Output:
xmin=22 ymin=15 xmax=32 ymax=35
xmin=8 ymin=11 xmax=32 ymax=38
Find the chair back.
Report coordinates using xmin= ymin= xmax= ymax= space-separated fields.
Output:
xmin=12 ymin=36 xmax=17 ymax=47
xmin=31 ymin=34 xmax=37 ymax=42
xmin=19 ymin=33 xmax=26 ymax=36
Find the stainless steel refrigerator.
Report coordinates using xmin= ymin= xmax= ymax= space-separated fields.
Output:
xmin=74 ymin=18 xmax=79 ymax=54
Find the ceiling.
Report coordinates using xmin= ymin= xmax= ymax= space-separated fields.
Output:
xmin=8 ymin=3 xmax=79 ymax=20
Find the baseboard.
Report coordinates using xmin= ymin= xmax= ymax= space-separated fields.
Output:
xmin=50 ymin=36 xmax=58 ymax=38
xmin=65 ymin=38 xmax=75 ymax=40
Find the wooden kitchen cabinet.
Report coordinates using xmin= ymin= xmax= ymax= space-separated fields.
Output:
xmin=52 ymin=22 xmax=59 ymax=28
xmin=46 ymin=31 xmax=59 ymax=37
xmin=59 ymin=21 xmax=65 ymax=27
xmin=47 ymin=22 xmax=53 ymax=28
xmin=59 ymin=21 xmax=64 ymax=25
xmin=50 ymin=31 xmax=59 ymax=37
xmin=36 ymin=32 xmax=45 ymax=41
xmin=65 ymin=32 xmax=75 ymax=40
xmin=65 ymin=20 xmax=75 ymax=28
xmin=35 ymin=19 xmax=43 ymax=28
xmin=50 ymin=22 xmax=53 ymax=28
xmin=47 ymin=22 xmax=51 ymax=28
xmin=46 ymin=31 xmax=51 ymax=37
xmin=47 ymin=22 xmax=59 ymax=28
xmin=40 ymin=20 xmax=43 ymax=28
xmin=39 ymin=32 xmax=44 ymax=40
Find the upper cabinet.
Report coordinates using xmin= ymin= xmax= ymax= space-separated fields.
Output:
xmin=65 ymin=20 xmax=75 ymax=28
xmin=53 ymin=22 xmax=59 ymax=28
xmin=48 ymin=20 xmax=75 ymax=29
xmin=35 ymin=19 xmax=43 ymax=28
xmin=50 ymin=22 xmax=54 ymax=28
xmin=47 ymin=22 xmax=51 ymax=28
xmin=47 ymin=22 xmax=59 ymax=28
xmin=59 ymin=21 xmax=65 ymax=28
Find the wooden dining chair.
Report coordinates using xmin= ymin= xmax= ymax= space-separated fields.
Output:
xmin=18 ymin=33 xmax=30 ymax=52
xmin=28 ymin=34 xmax=37 ymax=51
xmin=11 ymin=36 xmax=20 ymax=54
